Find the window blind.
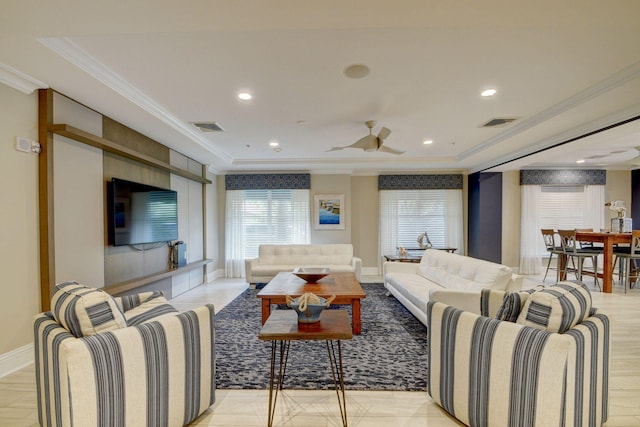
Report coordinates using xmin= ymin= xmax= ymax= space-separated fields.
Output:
xmin=539 ymin=186 xmax=585 ymax=230
xmin=379 ymin=189 xmax=463 ymax=260
xmin=225 ymin=189 xmax=310 ymax=277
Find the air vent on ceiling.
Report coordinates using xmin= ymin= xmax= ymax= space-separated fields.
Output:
xmin=481 ymin=117 xmax=518 ymax=128
xmin=191 ymin=122 xmax=224 ymax=132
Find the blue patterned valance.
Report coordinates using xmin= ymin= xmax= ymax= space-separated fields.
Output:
xmin=520 ymin=170 xmax=606 ymax=186
xmin=225 ymin=173 xmax=311 ymax=190
xmin=378 ymin=174 xmax=463 ymax=190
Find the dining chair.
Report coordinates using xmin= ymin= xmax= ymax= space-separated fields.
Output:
xmin=541 ymin=229 xmax=564 ymax=282
xmin=612 ymin=229 xmax=640 ymax=293
xmin=557 ymin=229 xmax=602 ymax=290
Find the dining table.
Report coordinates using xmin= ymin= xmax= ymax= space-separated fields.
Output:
xmin=558 ymin=231 xmax=631 ymax=293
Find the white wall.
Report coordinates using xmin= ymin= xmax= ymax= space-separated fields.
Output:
xmin=0 ymin=85 xmax=40 ymax=358
xmin=53 ymin=137 xmax=105 ymax=286
xmin=52 ymin=94 xmax=105 ymax=286
xmin=170 ymin=151 xmax=206 ymax=296
xmin=310 ymin=174 xmax=352 ymax=244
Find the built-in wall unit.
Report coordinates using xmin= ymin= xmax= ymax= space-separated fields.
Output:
xmin=37 ymin=89 xmax=217 ymax=310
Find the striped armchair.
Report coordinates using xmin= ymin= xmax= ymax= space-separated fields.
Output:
xmin=427 ymin=289 xmax=610 ymax=427
xmin=34 ymin=285 xmax=215 ymax=427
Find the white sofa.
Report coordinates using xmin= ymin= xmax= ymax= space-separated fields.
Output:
xmin=245 ymin=244 xmax=362 ymax=287
xmin=383 ymin=249 xmax=522 ymax=325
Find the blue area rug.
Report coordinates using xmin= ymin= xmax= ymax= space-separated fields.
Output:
xmin=215 ymin=283 xmax=428 ymax=391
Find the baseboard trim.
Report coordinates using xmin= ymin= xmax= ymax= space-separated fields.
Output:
xmin=362 ymin=266 xmax=380 ymax=276
xmin=207 ymin=268 xmax=225 ymax=283
xmin=0 ymin=343 xmax=33 ymax=378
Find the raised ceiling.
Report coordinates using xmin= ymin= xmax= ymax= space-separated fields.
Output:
xmin=1 ymin=1 xmax=640 ymax=173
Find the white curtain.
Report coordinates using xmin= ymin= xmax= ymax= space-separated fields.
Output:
xmin=519 ymin=185 xmax=541 ymax=274
xmin=225 ymin=190 xmax=246 ymax=278
xmin=290 ymin=190 xmax=311 ymax=243
xmin=584 ymin=185 xmax=606 ymax=231
xmin=445 ymin=190 xmax=465 ymax=254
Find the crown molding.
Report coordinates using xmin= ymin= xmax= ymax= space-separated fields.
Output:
xmin=470 ymin=104 xmax=640 ymax=174
xmin=460 ymin=60 xmax=640 ymax=161
xmin=0 ymin=63 xmax=48 ymax=94
xmin=37 ymin=37 xmax=233 ymax=163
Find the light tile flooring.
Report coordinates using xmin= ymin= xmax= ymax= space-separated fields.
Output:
xmin=1 ymin=275 xmax=639 ymax=426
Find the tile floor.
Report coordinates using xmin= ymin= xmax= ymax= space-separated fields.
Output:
xmin=1 ymin=274 xmax=639 ymax=426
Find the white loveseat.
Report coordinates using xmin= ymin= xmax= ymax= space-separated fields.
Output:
xmin=245 ymin=244 xmax=362 ymax=287
xmin=383 ymin=249 xmax=522 ymax=325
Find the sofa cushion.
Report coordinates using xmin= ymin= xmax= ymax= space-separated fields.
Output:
xmin=51 ymin=281 xmax=127 ymax=338
xmin=124 ymin=292 xmax=178 ymax=326
xmin=258 ymin=244 xmax=353 ymax=266
xmin=516 ymin=281 xmax=592 ymax=333
xmin=418 ymin=249 xmax=513 ymax=291
xmin=251 ymin=264 xmax=354 ymax=277
xmin=386 ymin=272 xmax=444 ymax=314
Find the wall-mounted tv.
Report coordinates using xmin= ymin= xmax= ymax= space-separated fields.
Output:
xmin=107 ymin=178 xmax=178 ymax=246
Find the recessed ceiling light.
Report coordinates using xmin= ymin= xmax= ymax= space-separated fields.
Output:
xmin=343 ymin=64 xmax=370 ymax=79
xmin=481 ymin=88 xmax=497 ymax=97
xmin=237 ymin=91 xmax=252 ymax=101
xmin=269 ymin=141 xmax=279 ymax=147
xmin=423 ymin=139 xmax=433 ymax=145
xmin=576 ymin=159 xmax=585 ymax=164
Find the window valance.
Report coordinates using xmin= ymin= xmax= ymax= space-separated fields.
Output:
xmin=378 ymin=174 xmax=463 ymax=190
xmin=225 ymin=173 xmax=311 ymax=190
xmin=520 ymin=170 xmax=606 ymax=186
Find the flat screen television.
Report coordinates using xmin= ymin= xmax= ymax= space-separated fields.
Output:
xmin=107 ymin=178 xmax=178 ymax=246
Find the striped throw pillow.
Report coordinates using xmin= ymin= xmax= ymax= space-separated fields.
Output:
xmin=494 ymin=286 xmax=544 ymax=322
xmin=124 ymin=292 xmax=178 ymax=326
xmin=50 ymin=281 xmax=127 ymax=338
xmin=516 ymin=280 xmax=592 ymax=333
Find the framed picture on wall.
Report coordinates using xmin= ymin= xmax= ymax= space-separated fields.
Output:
xmin=314 ymin=194 xmax=345 ymax=230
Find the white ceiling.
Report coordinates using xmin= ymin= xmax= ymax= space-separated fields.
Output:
xmin=2 ymin=1 xmax=640 ymax=174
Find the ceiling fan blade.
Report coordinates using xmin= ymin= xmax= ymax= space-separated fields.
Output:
xmin=377 ymin=127 xmax=391 ymax=141
xmin=351 ymin=134 xmax=378 ymax=150
xmin=378 ymin=145 xmax=405 ymax=155
xmin=326 ymin=146 xmax=346 ymax=152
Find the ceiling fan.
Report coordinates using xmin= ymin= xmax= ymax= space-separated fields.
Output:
xmin=327 ymin=120 xmax=405 ymax=155
xmin=626 ymin=146 xmax=640 ymax=166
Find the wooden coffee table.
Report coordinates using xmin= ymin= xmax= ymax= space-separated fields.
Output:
xmin=259 ymin=310 xmax=352 ymax=427
xmin=257 ymin=272 xmax=366 ymax=334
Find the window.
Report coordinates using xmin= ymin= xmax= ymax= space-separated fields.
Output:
xmin=519 ymin=184 xmax=604 ymax=274
xmin=539 ymin=186 xmax=585 ymax=231
xmin=379 ymin=189 xmax=464 ymax=260
xmin=225 ymin=189 xmax=310 ymax=277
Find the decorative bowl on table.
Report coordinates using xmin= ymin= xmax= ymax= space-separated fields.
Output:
xmin=286 ymin=293 xmax=336 ymax=323
xmin=292 ymin=267 xmax=330 ymax=283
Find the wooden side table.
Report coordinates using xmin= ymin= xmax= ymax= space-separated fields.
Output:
xmin=258 ymin=310 xmax=353 ymax=427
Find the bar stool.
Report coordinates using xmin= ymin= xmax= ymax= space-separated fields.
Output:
xmin=612 ymin=229 xmax=640 ymax=293
xmin=541 ymin=229 xmax=563 ymax=282
xmin=558 ymin=229 xmax=602 ymax=290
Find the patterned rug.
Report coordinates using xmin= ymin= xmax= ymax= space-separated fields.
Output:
xmin=215 ymin=283 xmax=428 ymax=391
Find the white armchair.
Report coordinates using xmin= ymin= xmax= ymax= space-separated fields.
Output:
xmin=34 ymin=282 xmax=215 ymax=427
xmin=427 ymin=283 xmax=610 ymax=427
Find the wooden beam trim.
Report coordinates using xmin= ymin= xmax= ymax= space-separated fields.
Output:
xmin=49 ymin=124 xmax=212 ymax=185
xmin=38 ymin=89 xmax=55 ymax=311
xmin=102 ymin=259 xmax=212 ymax=296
